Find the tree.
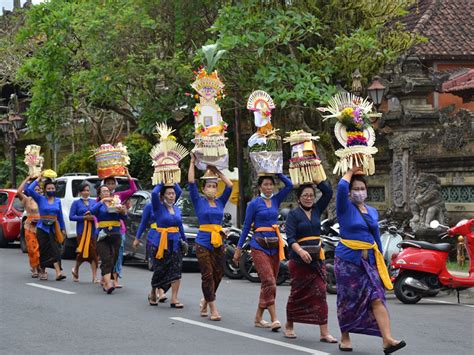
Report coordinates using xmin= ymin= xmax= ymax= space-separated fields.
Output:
xmin=12 ymin=0 xmax=224 ymax=145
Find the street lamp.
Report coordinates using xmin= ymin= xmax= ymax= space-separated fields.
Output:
xmin=367 ymin=76 xmax=386 ymax=111
xmin=0 ymin=114 xmax=24 ymax=188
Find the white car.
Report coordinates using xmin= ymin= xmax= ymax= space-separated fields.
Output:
xmin=55 ymin=173 xmax=140 ymax=259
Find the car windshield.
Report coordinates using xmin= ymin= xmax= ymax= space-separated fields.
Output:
xmin=175 ymin=192 xmax=195 ymax=217
xmin=83 ymin=178 xmax=142 ymax=198
xmin=0 ymin=192 xmax=8 ymax=206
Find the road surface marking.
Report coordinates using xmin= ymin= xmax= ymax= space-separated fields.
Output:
xmin=26 ymin=283 xmax=76 ymax=295
xmin=423 ymin=299 xmax=474 ymax=308
xmin=171 ymin=317 xmax=330 ymax=355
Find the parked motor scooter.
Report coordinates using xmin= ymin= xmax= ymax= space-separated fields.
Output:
xmin=391 ymin=219 xmax=474 ymax=304
xmin=321 ymin=218 xmax=340 ymax=294
xmin=222 ymin=213 xmax=244 ymax=279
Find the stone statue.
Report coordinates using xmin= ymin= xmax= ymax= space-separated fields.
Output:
xmin=409 ymin=173 xmax=446 ymax=232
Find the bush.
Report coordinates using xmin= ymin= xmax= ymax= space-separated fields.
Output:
xmin=0 ymin=157 xmax=28 ymax=188
xmin=58 ymin=148 xmax=97 ymax=176
xmin=123 ymin=133 xmax=153 ymax=189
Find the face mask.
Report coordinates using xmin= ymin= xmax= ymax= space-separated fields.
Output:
xmin=164 ymin=200 xmax=174 ymax=207
xmin=351 ymin=190 xmax=367 ymax=204
xmin=299 ymin=203 xmax=312 ymax=211
xmin=46 ymin=191 xmax=55 ymax=197
xmin=204 ymin=190 xmax=217 ymax=200
xmin=260 ymin=193 xmax=273 ymax=200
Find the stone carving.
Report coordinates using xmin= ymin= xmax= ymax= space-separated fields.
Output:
xmin=439 ymin=108 xmax=473 ymax=152
xmin=409 ymin=173 xmax=446 ymax=232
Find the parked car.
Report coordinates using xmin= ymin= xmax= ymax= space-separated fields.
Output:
xmin=54 ymin=173 xmax=141 ymax=259
xmin=0 ymin=189 xmax=24 ymax=247
xmin=124 ymin=190 xmax=199 ymax=269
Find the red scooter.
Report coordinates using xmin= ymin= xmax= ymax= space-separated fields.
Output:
xmin=390 ymin=219 xmax=474 ymax=304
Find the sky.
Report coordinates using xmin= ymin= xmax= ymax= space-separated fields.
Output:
xmin=1 ymin=0 xmax=44 ymax=11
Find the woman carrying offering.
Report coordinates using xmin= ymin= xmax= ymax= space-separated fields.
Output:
xmin=69 ymin=183 xmax=99 ymax=283
xmin=133 ymin=183 xmax=186 ymax=308
xmin=283 ymin=182 xmax=337 ymax=343
xmin=233 ymin=174 xmax=293 ymax=331
xmin=188 ymin=154 xmax=233 ymax=321
xmin=335 ymin=167 xmax=405 ymax=354
xmin=26 ymin=174 xmax=66 ymax=281
xmin=91 ymin=185 xmax=127 ymax=294
xmin=17 ymin=176 xmax=41 ymax=278
xmin=133 ymin=202 xmax=167 ymax=303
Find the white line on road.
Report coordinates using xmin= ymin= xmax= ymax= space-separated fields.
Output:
xmin=423 ymin=299 xmax=474 ymax=308
xmin=170 ymin=317 xmax=330 ymax=355
xmin=26 ymin=283 xmax=76 ymax=295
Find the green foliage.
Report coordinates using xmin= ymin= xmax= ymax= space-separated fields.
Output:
xmin=0 ymin=157 xmax=28 ymax=188
xmin=57 ymin=148 xmax=96 ymax=176
xmin=123 ymin=133 xmax=153 ymax=189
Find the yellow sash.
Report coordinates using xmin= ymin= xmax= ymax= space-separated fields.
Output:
xmin=297 ymin=236 xmax=325 ymax=260
xmin=42 ymin=215 xmax=64 ymax=244
xmin=98 ymin=220 xmax=121 ymax=230
xmin=199 ymin=224 xmax=223 ymax=248
xmin=76 ymin=220 xmax=92 ymax=259
xmin=340 ymin=239 xmax=393 ymax=290
xmin=255 ymin=225 xmax=286 ymax=261
xmin=154 ymin=226 xmax=180 ymax=259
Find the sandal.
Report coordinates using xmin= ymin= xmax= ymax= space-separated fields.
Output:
xmin=170 ymin=302 xmax=184 ymax=309
xmin=320 ymin=335 xmax=338 ymax=343
xmin=199 ymin=299 xmax=208 ymax=317
xmin=338 ymin=344 xmax=353 ymax=352
xmin=40 ymin=272 xmax=48 ymax=281
xmin=148 ymin=294 xmax=158 ymax=306
xmin=103 ymin=286 xmax=115 ymax=294
xmin=271 ymin=320 xmax=281 ymax=332
xmin=93 ymin=279 xmax=101 ymax=284
xmin=209 ymin=314 xmax=221 ymax=321
xmin=384 ymin=340 xmax=406 ymax=354
xmin=56 ymin=274 xmax=66 ymax=281
xmin=254 ymin=320 xmax=271 ymax=328
xmin=158 ymin=297 xmax=167 ymax=303
xmin=72 ymin=268 xmax=79 ymax=282
xmin=31 ymin=272 xmax=39 ymax=278
xmin=284 ymin=329 xmax=297 ymax=339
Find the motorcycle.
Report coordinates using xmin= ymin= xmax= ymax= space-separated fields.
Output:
xmin=379 ymin=221 xmax=415 ymax=276
xmin=222 ymin=213 xmax=244 ymax=280
xmin=321 ymin=218 xmax=340 ymax=294
xmin=391 ymin=219 xmax=474 ymax=304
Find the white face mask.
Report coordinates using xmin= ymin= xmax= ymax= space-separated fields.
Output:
xmin=163 ymin=200 xmax=174 ymax=207
xmin=351 ymin=190 xmax=367 ymax=204
xmin=260 ymin=193 xmax=273 ymax=200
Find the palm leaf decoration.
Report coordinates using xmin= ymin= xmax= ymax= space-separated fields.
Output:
xmin=202 ymin=43 xmax=226 ymax=72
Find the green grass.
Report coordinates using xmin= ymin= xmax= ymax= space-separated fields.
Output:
xmin=446 ymin=261 xmax=469 ymax=272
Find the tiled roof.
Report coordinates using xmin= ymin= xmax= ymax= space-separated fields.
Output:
xmin=399 ymin=0 xmax=474 ymax=60
xmin=442 ymin=69 xmax=474 ymax=93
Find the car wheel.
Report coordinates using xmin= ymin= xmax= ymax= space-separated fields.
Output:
xmin=0 ymin=228 xmax=10 ymax=247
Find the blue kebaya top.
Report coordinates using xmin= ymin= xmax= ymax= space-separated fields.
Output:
xmin=189 ymin=182 xmax=232 ymax=250
xmin=285 ymin=181 xmax=333 ymax=262
xmin=90 ymin=200 xmax=127 ymax=234
xmin=26 ymin=180 xmax=66 ymax=234
xmin=335 ymin=179 xmax=382 ymax=265
xmin=150 ymin=184 xmax=186 ymax=250
xmin=135 ymin=203 xmax=157 ymax=244
xmin=238 ymin=174 xmax=293 ymax=256
xmin=69 ymin=198 xmax=97 ymax=238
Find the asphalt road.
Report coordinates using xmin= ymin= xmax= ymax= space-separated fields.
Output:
xmin=1 ymin=245 xmax=473 ymax=355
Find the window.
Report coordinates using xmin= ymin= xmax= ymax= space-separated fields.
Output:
xmin=135 ymin=197 xmax=148 ymax=213
xmin=441 ymin=186 xmax=474 ymax=203
xmin=367 ymin=187 xmax=385 ymax=203
xmin=55 ymin=181 xmax=67 ymax=198
xmin=12 ymin=197 xmax=24 ymax=212
xmin=0 ymin=192 xmax=8 ymax=206
xmin=71 ymin=179 xmax=98 ymax=198
xmin=128 ymin=196 xmax=140 ymax=213
xmin=176 ymin=192 xmax=196 ymax=217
